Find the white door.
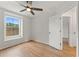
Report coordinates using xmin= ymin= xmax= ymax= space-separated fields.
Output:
xmin=49 ymin=17 xmax=62 ymax=50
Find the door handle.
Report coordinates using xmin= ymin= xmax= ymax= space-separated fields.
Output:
xmin=74 ymin=32 xmax=76 ymax=35
xmin=49 ymin=32 xmax=51 ymax=34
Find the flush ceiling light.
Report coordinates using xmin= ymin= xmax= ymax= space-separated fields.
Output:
xmin=27 ymin=8 xmax=31 ymax=11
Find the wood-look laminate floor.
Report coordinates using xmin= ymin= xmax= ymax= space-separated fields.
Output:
xmin=0 ymin=41 xmax=76 ymax=57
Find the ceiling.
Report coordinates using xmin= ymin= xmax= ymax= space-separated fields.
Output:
xmin=0 ymin=1 xmax=77 ymax=17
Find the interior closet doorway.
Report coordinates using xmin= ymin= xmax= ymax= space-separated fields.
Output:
xmin=61 ymin=16 xmax=76 ymax=56
xmin=62 ymin=17 xmax=70 ymax=48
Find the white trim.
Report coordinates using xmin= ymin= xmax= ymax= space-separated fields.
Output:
xmin=76 ymin=3 xmax=78 ymax=57
xmin=4 ymin=12 xmax=23 ymax=41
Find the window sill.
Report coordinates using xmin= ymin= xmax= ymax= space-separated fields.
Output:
xmin=4 ymin=35 xmax=23 ymax=41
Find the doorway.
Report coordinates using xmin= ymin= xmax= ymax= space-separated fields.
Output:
xmin=62 ymin=17 xmax=70 ymax=49
xmin=62 ymin=16 xmax=76 ymax=56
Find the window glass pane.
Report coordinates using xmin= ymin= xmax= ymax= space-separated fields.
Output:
xmin=5 ymin=16 xmax=19 ymax=36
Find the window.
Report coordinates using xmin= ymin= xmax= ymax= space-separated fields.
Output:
xmin=4 ymin=14 xmax=23 ymax=41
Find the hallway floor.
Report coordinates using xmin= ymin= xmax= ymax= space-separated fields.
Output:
xmin=0 ymin=41 xmax=76 ymax=57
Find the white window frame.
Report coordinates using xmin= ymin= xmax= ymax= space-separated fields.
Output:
xmin=4 ymin=12 xmax=23 ymax=41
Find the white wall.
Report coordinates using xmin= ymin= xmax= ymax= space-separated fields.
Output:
xmin=62 ymin=7 xmax=78 ymax=47
xmin=63 ymin=17 xmax=69 ymax=38
xmin=62 ymin=17 xmax=70 ymax=43
xmin=77 ymin=2 xmax=79 ymax=57
xmin=32 ymin=15 xmax=49 ymax=44
xmin=0 ymin=7 xmax=31 ymax=49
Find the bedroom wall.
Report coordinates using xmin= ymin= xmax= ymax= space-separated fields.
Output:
xmin=63 ymin=17 xmax=69 ymax=38
xmin=32 ymin=15 xmax=49 ymax=44
xmin=62 ymin=17 xmax=70 ymax=43
xmin=76 ymin=2 xmax=79 ymax=57
xmin=0 ymin=7 xmax=31 ymax=49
